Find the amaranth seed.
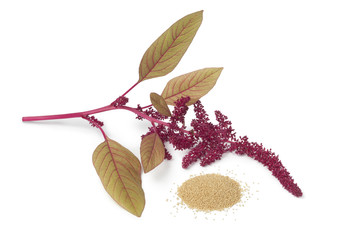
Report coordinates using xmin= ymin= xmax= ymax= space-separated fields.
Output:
xmin=177 ymin=173 xmax=242 ymax=211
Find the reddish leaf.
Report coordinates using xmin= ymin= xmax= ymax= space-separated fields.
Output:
xmin=161 ymin=68 xmax=223 ymax=105
xmin=138 ymin=11 xmax=203 ymax=82
xmin=92 ymin=138 xmax=145 ymax=217
xmin=140 ymin=133 xmax=165 ymax=173
xmin=150 ymin=92 xmax=172 ymax=117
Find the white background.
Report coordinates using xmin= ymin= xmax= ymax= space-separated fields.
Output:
xmin=1 ymin=0 xmax=349 ymax=239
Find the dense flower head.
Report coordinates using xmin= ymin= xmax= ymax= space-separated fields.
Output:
xmin=182 ymin=101 xmax=235 ymax=167
xmin=230 ymin=136 xmax=302 ymax=197
xmin=140 ymin=96 xmax=195 ymax=160
xmin=182 ymin=142 xmax=207 ymax=168
xmin=139 ymin=97 xmax=302 ymax=197
xmin=214 ymin=110 xmax=236 ymax=141
xmin=171 ymin=96 xmax=190 ymax=125
xmin=167 ymin=96 xmax=196 ymax=150
xmin=168 ymin=130 xmax=196 ymax=150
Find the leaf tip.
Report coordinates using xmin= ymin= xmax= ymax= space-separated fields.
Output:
xmin=138 ymin=10 xmax=204 ymax=82
xmin=214 ymin=67 xmax=224 ymax=75
xmin=192 ymin=10 xmax=204 ymax=22
xmin=134 ymin=205 xmax=145 ymax=217
xmin=124 ymin=192 xmax=145 ymax=217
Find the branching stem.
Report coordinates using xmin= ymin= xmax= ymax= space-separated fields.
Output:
xmin=22 ymin=105 xmax=115 ymax=122
xmin=22 ymin=102 xmax=173 ymax=128
xmin=116 ymin=106 xmax=170 ymax=127
xmin=95 ymin=123 xmax=108 ymax=141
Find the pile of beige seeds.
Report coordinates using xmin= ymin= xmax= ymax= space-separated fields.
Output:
xmin=177 ymin=173 xmax=242 ymax=212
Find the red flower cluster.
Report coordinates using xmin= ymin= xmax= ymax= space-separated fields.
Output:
xmin=111 ymin=96 xmax=129 ymax=107
xmin=82 ymin=115 xmax=104 ymax=128
xmin=136 ymin=105 xmax=168 ymax=121
xmin=138 ymin=97 xmax=302 ymax=197
xmin=167 ymin=96 xmax=196 ymax=151
xmin=231 ymin=136 xmax=302 ymax=197
xmin=139 ymin=97 xmax=196 ymax=160
xmin=183 ymin=101 xmax=235 ymax=167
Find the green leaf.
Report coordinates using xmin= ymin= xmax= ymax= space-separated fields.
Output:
xmin=138 ymin=10 xmax=203 ymax=82
xmin=161 ymin=67 xmax=223 ymax=105
xmin=140 ymin=133 xmax=165 ymax=173
xmin=150 ymin=92 xmax=172 ymax=117
xmin=92 ymin=138 xmax=145 ymax=217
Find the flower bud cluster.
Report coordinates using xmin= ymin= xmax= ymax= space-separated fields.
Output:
xmin=111 ymin=96 xmax=129 ymax=107
xmin=182 ymin=101 xmax=235 ymax=168
xmin=138 ymin=96 xmax=302 ymax=197
xmin=82 ymin=115 xmax=104 ymax=128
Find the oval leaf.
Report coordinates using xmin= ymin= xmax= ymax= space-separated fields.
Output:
xmin=138 ymin=10 xmax=203 ymax=82
xmin=161 ymin=67 xmax=223 ymax=105
xmin=140 ymin=133 xmax=165 ymax=173
xmin=92 ymin=138 xmax=145 ymax=217
xmin=150 ymin=92 xmax=171 ymax=117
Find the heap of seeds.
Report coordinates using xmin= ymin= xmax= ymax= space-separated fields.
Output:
xmin=177 ymin=173 xmax=242 ymax=211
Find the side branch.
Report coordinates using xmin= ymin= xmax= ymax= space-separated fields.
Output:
xmin=116 ymin=105 xmax=171 ymax=127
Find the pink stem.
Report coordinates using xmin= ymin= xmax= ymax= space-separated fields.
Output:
xmin=96 ymin=124 xmax=108 ymax=141
xmin=141 ymin=104 xmax=153 ymax=109
xmin=82 ymin=115 xmax=109 ymax=141
xmin=121 ymin=82 xmax=140 ymax=97
xmin=22 ymin=105 xmax=115 ymax=122
xmin=22 ymin=101 xmax=172 ymax=130
xmin=116 ymin=106 xmax=171 ymax=127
